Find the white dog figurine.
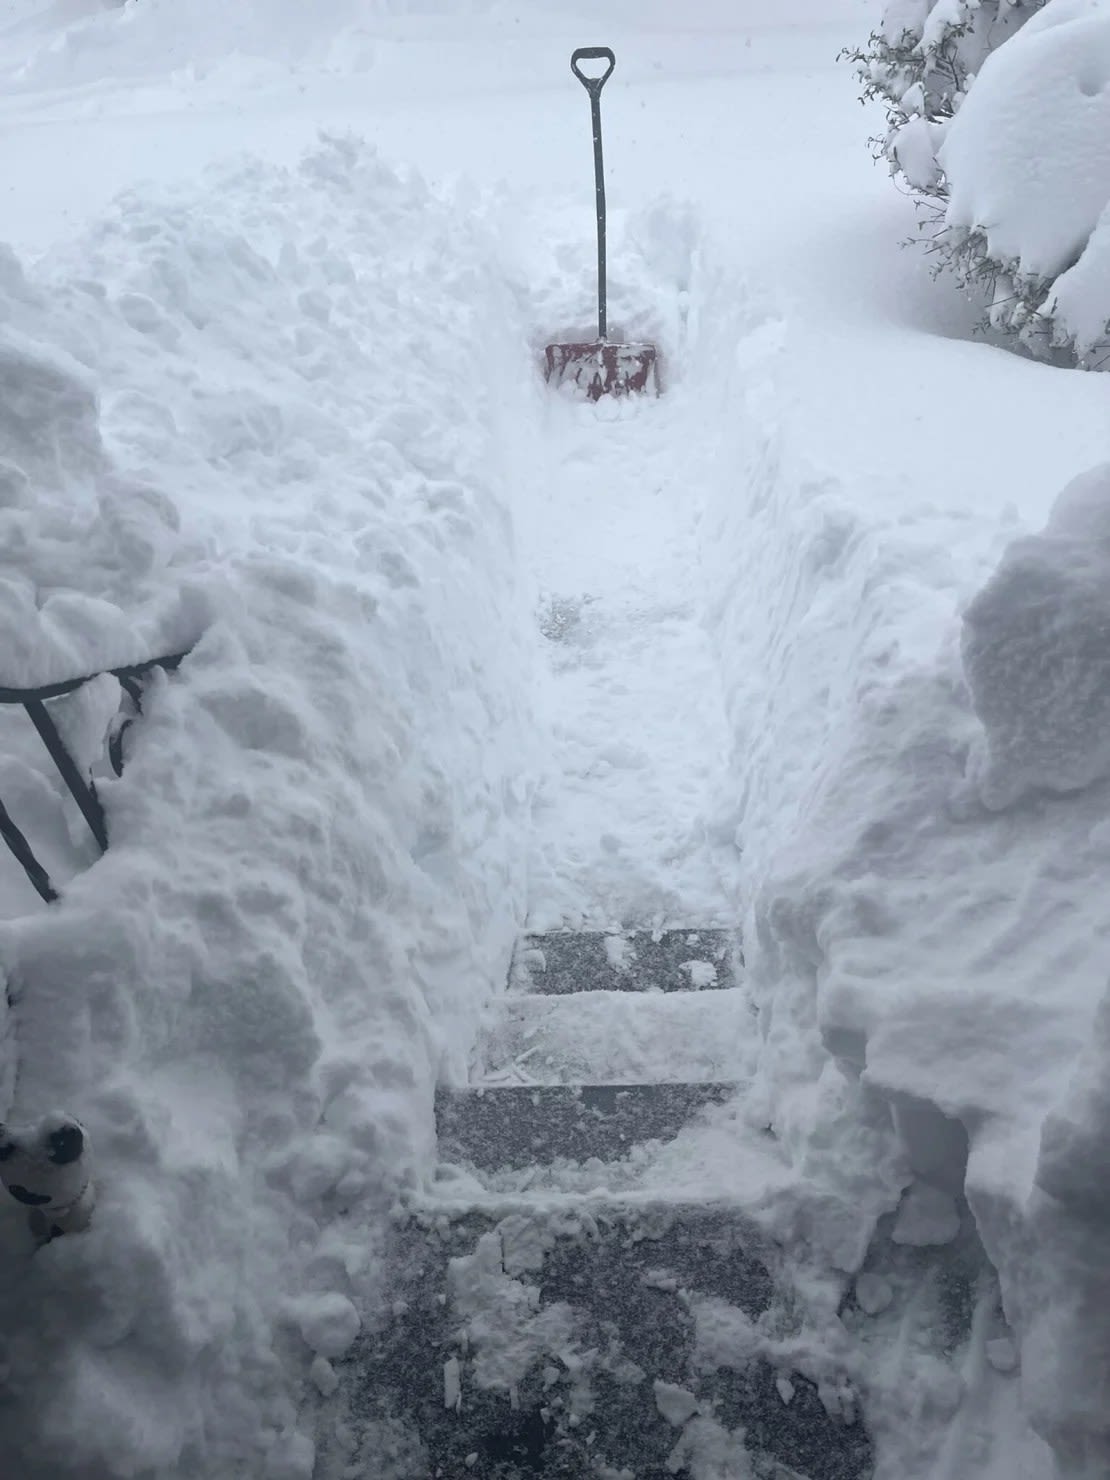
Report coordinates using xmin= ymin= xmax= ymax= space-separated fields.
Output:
xmin=0 ymin=1113 xmax=94 ymax=1243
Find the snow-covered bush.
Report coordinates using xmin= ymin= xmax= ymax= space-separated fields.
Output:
xmin=847 ymin=0 xmax=1047 ymax=194
xmin=940 ymin=0 xmax=1110 ymax=365
xmin=854 ymin=0 xmax=1110 ymax=366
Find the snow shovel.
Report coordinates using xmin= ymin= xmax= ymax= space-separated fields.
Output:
xmin=544 ymin=47 xmax=659 ymax=401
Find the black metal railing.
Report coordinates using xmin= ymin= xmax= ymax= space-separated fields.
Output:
xmin=0 ymin=651 xmax=192 ymax=904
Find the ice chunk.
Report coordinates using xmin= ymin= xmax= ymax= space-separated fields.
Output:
xmin=444 ymin=1356 xmax=462 ymax=1412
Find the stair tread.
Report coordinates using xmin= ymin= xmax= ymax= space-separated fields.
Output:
xmin=408 ymin=1192 xmax=777 ymax=1243
xmin=334 ymin=929 xmax=871 ymax=1474
xmin=480 ymin=985 xmax=753 ymax=1086
xmin=412 ymin=1196 xmax=779 ymax=1316
xmin=514 ymin=927 xmax=741 ymax=995
xmin=437 ymin=1080 xmax=740 ymax=1172
xmin=322 ymin=1199 xmax=872 ymax=1480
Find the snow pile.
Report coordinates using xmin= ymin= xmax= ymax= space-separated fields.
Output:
xmin=699 ymin=263 xmax=1110 ymax=1473
xmin=0 ymin=134 xmax=537 ymax=1478
xmin=940 ymin=0 xmax=1110 ymax=362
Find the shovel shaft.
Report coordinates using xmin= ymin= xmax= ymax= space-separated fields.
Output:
xmin=571 ymin=47 xmax=616 ymax=341
xmin=589 ymin=91 xmax=607 ymax=340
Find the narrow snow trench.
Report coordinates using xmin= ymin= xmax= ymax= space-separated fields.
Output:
xmin=523 ymin=384 xmax=740 ymax=932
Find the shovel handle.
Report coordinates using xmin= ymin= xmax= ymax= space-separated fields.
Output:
xmin=571 ymin=47 xmax=615 ymax=340
xmin=571 ymin=47 xmax=615 ymax=94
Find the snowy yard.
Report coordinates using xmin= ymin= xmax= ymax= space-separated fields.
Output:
xmin=0 ymin=2 xmax=1108 ymax=1478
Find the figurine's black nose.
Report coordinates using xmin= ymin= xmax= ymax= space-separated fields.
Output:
xmin=47 ymin=1125 xmax=84 ymax=1166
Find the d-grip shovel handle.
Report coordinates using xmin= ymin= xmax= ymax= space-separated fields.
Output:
xmin=571 ymin=46 xmax=616 ymax=94
xmin=571 ymin=47 xmax=615 ymax=338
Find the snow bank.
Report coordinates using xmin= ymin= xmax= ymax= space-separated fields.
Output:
xmin=940 ymin=0 xmax=1110 ymax=361
xmin=0 ymin=135 xmax=538 ymax=1478
xmin=0 ymin=0 xmax=524 ymax=90
xmin=698 ymin=262 xmax=1110 ymax=1473
xmin=0 ymin=0 xmax=680 ymax=94
xmin=0 ymin=0 xmax=883 ymax=96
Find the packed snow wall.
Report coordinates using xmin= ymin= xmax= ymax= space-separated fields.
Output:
xmin=0 ymin=137 xmax=539 ymax=1478
xmin=697 ymin=257 xmax=1110 ymax=1473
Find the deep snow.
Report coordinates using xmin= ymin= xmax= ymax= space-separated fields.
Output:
xmin=524 ymin=383 xmax=742 ymax=933
xmin=1 ymin=1 xmax=1109 ymax=1478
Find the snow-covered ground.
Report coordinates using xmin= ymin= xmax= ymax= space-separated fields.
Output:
xmin=1 ymin=1 xmax=1108 ymax=1477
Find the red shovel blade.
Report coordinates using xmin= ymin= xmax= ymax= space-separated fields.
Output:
xmin=544 ymin=340 xmax=659 ymax=401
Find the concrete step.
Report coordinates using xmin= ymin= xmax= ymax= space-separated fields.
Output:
xmin=513 ymin=928 xmax=740 ymax=996
xmin=322 ymin=1199 xmax=873 ymax=1480
xmin=479 ymin=987 xmax=753 ymax=1087
xmin=437 ymin=1082 xmax=738 ymax=1172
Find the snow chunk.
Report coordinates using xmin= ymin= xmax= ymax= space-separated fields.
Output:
xmin=603 ymin=934 xmax=634 ymax=971
xmin=264 ymin=1431 xmax=315 ymax=1480
xmin=444 ymin=1356 xmax=462 ymax=1413
xmin=986 ymin=1337 xmax=1019 ymax=1374
xmin=653 ymin=1380 xmax=699 ymax=1426
xmin=681 ymin=958 xmax=718 ymax=989
xmin=854 ymin=1273 xmax=894 ymax=1316
xmin=892 ymin=1183 xmax=961 ymax=1246
xmin=285 ymin=1292 xmax=361 ymax=1359
xmin=962 ymin=464 xmax=1110 ymax=809
xmin=310 ymin=1356 xmax=339 ymax=1398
